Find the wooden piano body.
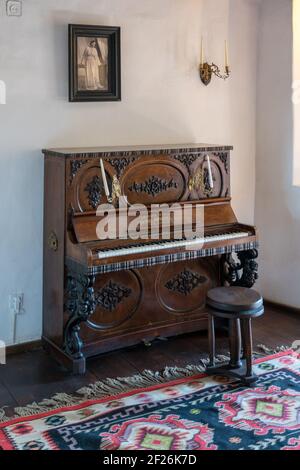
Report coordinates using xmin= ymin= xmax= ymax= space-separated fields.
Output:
xmin=42 ymin=144 xmax=259 ymax=373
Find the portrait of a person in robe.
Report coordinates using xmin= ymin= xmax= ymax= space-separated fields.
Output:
xmin=77 ymin=37 xmax=108 ymax=91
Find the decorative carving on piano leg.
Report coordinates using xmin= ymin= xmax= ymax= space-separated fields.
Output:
xmin=222 ymin=249 xmax=258 ymax=288
xmin=214 ymin=152 xmax=229 ymax=173
xmin=70 ymin=159 xmax=88 ymax=183
xmin=95 ymin=281 xmax=132 ymax=312
xmin=165 ymin=269 xmax=207 ymax=296
xmin=109 ymin=157 xmax=137 ymax=177
xmin=64 ymin=272 xmax=96 ymax=359
xmin=128 ymin=176 xmax=178 ymax=198
xmin=84 ymin=175 xmax=104 ymax=209
xmin=173 ymin=153 xmax=198 ymax=169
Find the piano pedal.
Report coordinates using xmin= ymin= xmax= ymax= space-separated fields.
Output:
xmin=143 ymin=340 xmax=152 ymax=347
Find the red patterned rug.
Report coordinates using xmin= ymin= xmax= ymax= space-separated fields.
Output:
xmin=0 ymin=350 xmax=299 ymax=451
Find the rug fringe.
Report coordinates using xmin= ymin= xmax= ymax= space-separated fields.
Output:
xmin=0 ymin=355 xmax=228 ymax=423
xmin=1 ymin=346 xmax=294 ymax=423
xmin=76 ymin=355 xmax=229 ymax=400
xmin=256 ymin=344 xmax=294 ymax=355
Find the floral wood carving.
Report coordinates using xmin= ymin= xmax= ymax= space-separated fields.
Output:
xmin=214 ymin=153 xmax=229 ymax=173
xmin=96 ymin=281 xmax=132 ymax=312
xmin=173 ymin=154 xmax=198 ymax=168
xmin=222 ymin=249 xmax=258 ymax=288
xmin=84 ymin=176 xmax=104 ymax=209
xmin=165 ymin=269 xmax=207 ymax=296
xmin=70 ymin=159 xmax=88 ymax=183
xmin=109 ymin=157 xmax=137 ymax=177
xmin=128 ymin=176 xmax=178 ymax=198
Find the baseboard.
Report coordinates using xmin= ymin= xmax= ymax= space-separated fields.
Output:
xmin=264 ymin=299 xmax=300 ymax=315
xmin=6 ymin=339 xmax=42 ymax=356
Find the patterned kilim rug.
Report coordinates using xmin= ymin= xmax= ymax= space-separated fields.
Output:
xmin=0 ymin=350 xmax=299 ymax=451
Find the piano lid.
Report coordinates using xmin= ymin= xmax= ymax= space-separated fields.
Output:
xmin=43 ymin=143 xmax=233 ymax=158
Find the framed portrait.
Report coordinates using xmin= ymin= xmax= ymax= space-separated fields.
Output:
xmin=69 ymin=24 xmax=121 ymax=102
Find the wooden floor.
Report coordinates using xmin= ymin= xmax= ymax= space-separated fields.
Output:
xmin=0 ymin=304 xmax=299 ymax=415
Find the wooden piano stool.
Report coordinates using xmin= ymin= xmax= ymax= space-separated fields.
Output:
xmin=42 ymin=144 xmax=260 ymax=374
xmin=206 ymin=286 xmax=264 ymax=385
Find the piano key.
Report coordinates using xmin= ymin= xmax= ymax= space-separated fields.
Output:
xmin=96 ymin=231 xmax=249 ymax=260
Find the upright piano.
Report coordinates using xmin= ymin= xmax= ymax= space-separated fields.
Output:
xmin=42 ymin=144 xmax=259 ymax=374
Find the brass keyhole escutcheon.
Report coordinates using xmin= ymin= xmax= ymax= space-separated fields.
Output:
xmin=48 ymin=231 xmax=58 ymax=252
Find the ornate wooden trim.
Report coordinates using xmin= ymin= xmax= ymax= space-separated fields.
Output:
xmin=173 ymin=154 xmax=199 ymax=168
xmin=165 ymin=269 xmax=207 ymax=296
xmin=109 ymin=157 xmax=137 ymax=177
xmin=95 ymin=281 xmax=132 ymax=312
xmin=222 ymin=249 xmax=258 ymax=288
xmin=128 ymin=176 xmax=178 ymax=197
xmin=64 ymin=272 xmax=96 ymax=359
xmin=214 ymin=152 xmax=229 ymax=173
xmin=70 ymin=159 xmax=88 ymax=183
xmin=84 ymin=175 xmax=104 ymax=209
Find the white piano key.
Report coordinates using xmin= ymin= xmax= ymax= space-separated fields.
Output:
xmin=97 ymin=231 xmax=249 ymax=260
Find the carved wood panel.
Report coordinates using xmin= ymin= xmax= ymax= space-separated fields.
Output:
xmin=85 ymin=270 xmax=142 ymax=331
xmin=121 ymin=157 xmax=189 ymax=205
xmin=189 ymin=153 xmax=229 ymax=200
xmin=69 ymin=160 xmax=113 ymax=213
xmin=155 ymin=259 xmax=219 ymax=314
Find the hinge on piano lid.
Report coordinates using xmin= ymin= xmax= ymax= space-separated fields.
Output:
xmin=48 ymin=231 xmax=58 ymax=252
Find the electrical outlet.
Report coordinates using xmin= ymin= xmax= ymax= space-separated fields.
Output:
xmin=9 ymin=294 xmax=24 ymax=315
xmin=6 ymin=1 xmax=22 ymax=17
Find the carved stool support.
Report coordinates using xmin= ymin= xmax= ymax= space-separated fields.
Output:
xmin=206 ymin=287 xmax=264 ymax=386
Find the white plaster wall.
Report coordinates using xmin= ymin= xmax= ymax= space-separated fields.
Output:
xmin=0 ymin=0 xmax=258 ymax=345
xmin=255 ymin=0 xmax=300 ymax=307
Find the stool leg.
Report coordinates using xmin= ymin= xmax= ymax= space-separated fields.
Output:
xmin=229 ymin=318 xmax=242 ymax=369
xmin=241 ymin=318 xmax=253 ymax=377
xmin=208 ymin=314 xmax=215 ymax=367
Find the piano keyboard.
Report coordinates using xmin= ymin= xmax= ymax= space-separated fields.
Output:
xmin=96 ymin=231 xmax=249 ymax=260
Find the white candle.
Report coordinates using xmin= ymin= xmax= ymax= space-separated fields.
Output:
xmin=225 ymin=40 xmax=229 ymax=69
xmin=206 ymin=155 xmax=214 ymax=189
xmin=100 ymin=159 xmax=110 ymax=198
xmin=201 ymin=37 xmax=204 ymax=65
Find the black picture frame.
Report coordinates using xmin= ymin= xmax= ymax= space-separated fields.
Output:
xmin=69 ymin=24 xmax=121 ymax=102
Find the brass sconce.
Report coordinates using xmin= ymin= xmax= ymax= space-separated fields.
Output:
xmin=200 ymin=39 xmax=231 ymax=86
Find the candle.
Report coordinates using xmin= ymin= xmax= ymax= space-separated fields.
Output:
xmin=205 ymin=155 xmax=214 ymax=189
xmin=225 ymin=40 xmax=229 ymax=69
xmin=201 ymin=37 xmax=204 ymax=65
xmin=100 ymin=159 xmax=110 ymax=198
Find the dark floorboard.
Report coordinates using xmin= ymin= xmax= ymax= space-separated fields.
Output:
xmin=0 ymin=305 xmax=299 ymax=410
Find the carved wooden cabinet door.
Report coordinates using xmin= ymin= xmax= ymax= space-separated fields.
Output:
xmin=83 ymin=270 xmax=142 ymax=333
xmin=155 ymin=258 xmax=220 ymax=315
xmin=121 ymin=157 xmax=189 ymax=205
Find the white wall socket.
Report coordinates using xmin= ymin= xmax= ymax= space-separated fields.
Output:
xmin=9 ymin=294 xmax=24 ymax=315
xmin=6 ymin=1 xmax=22 ymax=17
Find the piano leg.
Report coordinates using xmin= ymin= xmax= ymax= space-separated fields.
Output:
xmin=63 ymin=271 xmax=96 ymax=374
xmin=222 ymin=249 xmax=259 ymax=288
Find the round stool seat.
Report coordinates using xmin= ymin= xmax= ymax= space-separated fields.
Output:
xmin=206 ymin=286 xmax=264 ymax=385
xmin=207 ymin=286 xmax=263 ymax=316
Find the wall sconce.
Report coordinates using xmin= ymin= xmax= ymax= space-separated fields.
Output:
xmin=200 ymin=39 xmax=231 ymax=86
